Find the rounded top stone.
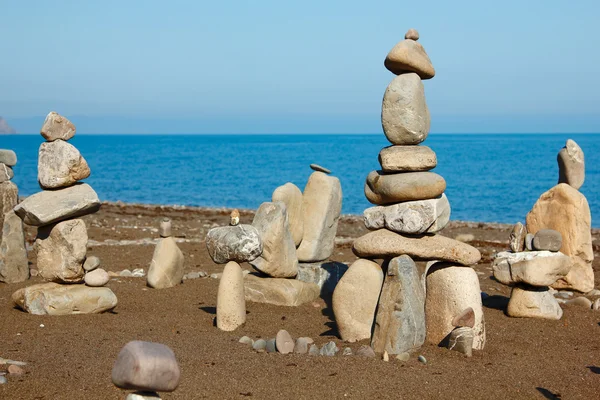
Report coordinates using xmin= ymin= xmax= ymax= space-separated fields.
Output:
xmin=230 ymin=209 xmax=240 ymax=226
xmin=405 ymin=28 xmax=419 ymax=40
xmin=310 ymin=164 xmax=331 ymax=174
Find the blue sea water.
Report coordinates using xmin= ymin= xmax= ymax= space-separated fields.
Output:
xmin=2 ymin=134 xmax=599 ymax=227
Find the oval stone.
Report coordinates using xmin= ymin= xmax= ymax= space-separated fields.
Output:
xmin=365 ymin=171 xmax=445 ymax=205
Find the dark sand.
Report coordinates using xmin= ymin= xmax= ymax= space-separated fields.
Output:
xmin=1 ymin=202 xmax=599 ymax=399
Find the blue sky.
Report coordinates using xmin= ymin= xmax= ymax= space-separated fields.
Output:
xmin=1 ymin=0 xmax=599 ymax=133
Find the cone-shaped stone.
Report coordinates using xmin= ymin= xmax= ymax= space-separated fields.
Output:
xmin=217 ymin=261 xmax=246 ymax=331
xmin=557 ymin=139 xmax=584 ymax=189
xmin=0 ymin=210 xmax=29 ymax=283
xmin=378 ymin=145 xmax=437 ymax=172
xmin=507 ymin=285 xmax=563 ymax=320
xmin=147 ymin=237 xmax=184 ymax=289
xmin=384 ymin=39 xmax=435 ymax=79
xmin=40 ymin=111 xmax=76 ymax=141
xmin=37 ymin=140 xmax=91 ymax=189
xmin=272 ymin=183 xmax=304 ymax=246
xmin=365 ymin=171 xmax=446 ymax=205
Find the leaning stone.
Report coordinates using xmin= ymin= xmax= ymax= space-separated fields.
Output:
xmin=492 ymin=251 xmax=572 ymax=287
xmin=13 ymin=283 xmax=117 ymax=315
xmin=532 ymin=229 xmax=562 ymax=252
xmin=353 ymin=229 xmax=481 ymax=266
xmin=244 ymin=275 xmax=320 ymax=307
xmin=378 ymin=145 xmax=437 ymax=172
xmin=557 ymin=139 xmax=584 ymax=189
xmin=146 ymin=237 xmax=184 ymax=289
xmin=276 ymin=330 xmax=295 ymax=354
xmin=0 ymin=164 xmax=13 ymax=183
xmin=83 ymin=256 xmax=100 ymax=272
xmin=40 ymin=111 xmax=76 ymax=141
xmin=507 ymin=286 xmax=563 ymax=319
xmin=206 ymin=224 xmax=262 ymax=264
xmin=405 ymin=28 xmax=419 ymax=40
xmin=0 ymin=210 xmax=29 ymax=283
xmin=371 ymin=255 xmax=425 ymax=355
xmin=84 ymin=268 xmax=109 ymax=287
xmin=159 ymin=218 xmax=172 ymax=238
xmin=451 ymin=307 xmax=475 ymax=328
xmin=297 ymin=171 xmax=342 ymax=262
xmin=216 ymin=261 xmax=246 ymax=331
xmin=0 ymin=150 xmax=17 ymax=166
xmin=447 ymin=327 xmax=474 ymax=357
xmin=332 ymin=259 xmax=383 ymax=342
xmin=250 ymin=202 xmax=298 ymax=277
xmin=14 ymin=183 xmax=100 ymax=226
xmin=365 ymin=171 xmax=446 ymax=205
xmin=564 ymin=296 xmax=592 ymax=308
xmin=293 ymin=337 xmax=314 ymax=354
xmin=37 ymin=140 xmax=90 ymax=189
xmin=355 ymin=345 xmax=376 ymax=358
xmin=112 ymin=341 xmax=180 ymax=392
xmin=296 ymin=261 xmax=348 ymax=293
xmin=364 ymin=194 xmax=450 ymax=234
xmin=320 ymin=341 xmax=339 ymax=356
xmin=272 ymin=183 xmax=304 ymax=246
xmin=381 ymin=73 xmax=430 ymax=145
xmin=385 ymin=39 xmax=435 ymax=79
xmin=509 ymin=222 xmax=527 ymax=252
xmin=310 ymin=164 xmax=331 ymax=174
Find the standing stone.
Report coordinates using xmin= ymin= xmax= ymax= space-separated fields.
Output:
xmin=384 ymin=39 xmax=435 ymax=79
xmin=40 ymin=112 xmax=76 ymax=142
xmin=296 ymin=171 xmax=342 ymax=262
xmin=159 ymin=218 xmax=172 ymax=238
xmin=216 ymin=261 xmax=246 ymax=331
xmin=378 ymin=145 xmax=437 ymax=172
xmin=532 ymin=229 xmax=562 ymax=252
xmin=447 ymin=327 xmax=474 ymax=357
xmin=509 ymin=222 xmax=527 ymax=252
xmin=272 ymin=183 xmax=304 ymax=246
xmin=371 ymin=255 xmax=425 ymax=355
xmin=425 ymin=263 xmax=485 ymax=349
xmin=507 ymin=286 xmax=563 ymax=320
xmin=206 ymin=224 xmax=262 ymax=264
xmin=526 ymin=183 xmax=593 ymax=293
xmin=37 ymin=140 xmax=91 ymax=189
xmin=0 ymin=164 xmax=13 ymax=182
xmin=250 ymin=202 xmax=298 ymax=277
xmin=0 ymin=210 xmax=29 ymax=283
xmin=230 ymin=209 xmax=240 ymax=226
xmin=275 ymin=330 xmax=294 ymax=354
xmin=0 ymin=150 xmax=17 ymax=166
xmin=381 ymin=73 xmax=430 ymax=145
xmin=557 ymin=139 xmax=584 ymax=189
xmin=332 ymin=259 xmax=383 ymax=342
xmin=147 ymin=237 xmax=185 ymax=289
xmin=365 ymin=170 xmax=446 ymax=205
xmin=35 ymin=219 xmax=87 ymax=283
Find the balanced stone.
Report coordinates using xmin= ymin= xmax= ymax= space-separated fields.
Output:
xmin=0 ymin=210 xmax=29 ymax=283
xmin=532 ymin=229 xmax=562 ymax=252
xmin=250 ymin=202 xmax=297 ymax=277
xmin=310 ymin=164 xmax=331 ymax=174
xmin=14 ymin=183 xmax=101 ymax=226
xmin=159 ymin=218 xmax=172 ymax=238
xmin=493 ymin=251 xmax=572 ymax=287
xmin=40 ymin=112 xmax=76 ymax=142
xmin=371 ymin=255 xmax=425 ymax=355
xmin=84 ymin=268 xmax=109 ymax=287
xmin=244 ymin=275 xmax=319 ymax=306
xmin=509 ymin=222 xmax=527 ymax=252
xmin=557 ymin=139 xmax=584 ymax=189
xmin=507 ymin=286 xmax=563 ymax=320
xmin=405 ymin=28 xmax=419 ymax=40
xmin=272 ymin=182 xmax=304 ymax=246
xmin=296 ymin=171 xmax=342 ymax=262
xmin=112 ymin=341 xmax=180 ymax=392
xmin=332 ymin=259 xmax=383 ymax=342
xmin=35 ymin=219 xmax=87 ymax=283
xmin=381 ymin=73 xmax=430 ymax=145
xmin=384 ymin=39 xmax=435 ymax=79
xmin=363 ymin=194 xmax=450 ymax=234
xmin=216 ymin=261 xmax=246 ymax=331
xmin=0 ymin=164 xmax=13 ymax=182
xmin=37 ymin=140 xmax=90 ymax=189
xmin=147 ymin=237 xmax=185 ymax=289
xmin=296 ymin=261 xmax=348 ymax=293
xmin=365 ymin=171 xmax=446 ymax=205
xmin=206 ymin=224 xmax=262 ymax=264
xmin=13 ymin=283 xmax=117 ymax=315
xmin=276 ymin=330 xmax=294 ymax=354
xmin=378 ymin=145 xmax=437 ymax=172
xmin=83 ymin=255 xmax=101 ymax=272
xmin=425 ymin=263 xmax=485 ymax=349
xmin=353 ymin=229 xmax=481 ymax=266
xmin=0 ymin=150 xmax=17 ymax=166
xmin=230 ymin=209 xmax=240 ymax=226
xmin=447 ymin=327 xmax=474 ymax=357
xmin=526 ymin=183 xmax=593 ymax=293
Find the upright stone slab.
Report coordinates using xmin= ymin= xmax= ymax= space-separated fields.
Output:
xmin=0 ymin=210 xmax=29 ymax=283
xmin=371 ymin=255 xmax=425 ymax=355
xmin=0 ymin=181 xmax=18 ymax=241
xmin=507 ymin=286 xmax=563 ymax=320
xmin=147 ymin=237 xmax=185 ymax=289
xmin=332 ymin=259 xmax=383 ymax=342
xmin=38 ymin=140 xmax=91 ymax=189
xmin=557 ymin=139 xmax=584 ymax=189
xmin=272 ymin=182 xmax=304 ymax=246
xmin=296 ymin=171 xmax=342 ymax=262
xmin=509 ymin=222 xmax=527 ymax=253
xmin=217 ymin=261 xmax=246 ymax=331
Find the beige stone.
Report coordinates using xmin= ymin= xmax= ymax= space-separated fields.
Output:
xmin=272 ymin=182 xmax=304 ymax=246
xmin=217 ymin=261 xmax=246 ymax=331
xmin=244 ymin=275 xmax=319 ymax=306
xmin=384 ymin=39 xmax=435 ymax=79
xmin=492 ymin=251 xmax=572 ymax=287
xmin=557 ymin=139 xmax=584 ymax=189
xmin=84 ymin=268 xmax=109 ymax=287
xmin=365 ymin=170 xmax=446 ymax=205
xmin=276 ymin=330 xmax=294 ymax=354
xmin=509 ymin=222 xmax=526 ymax=252
xmin=0 ymin=163 xmax=13 ymax=182
xmin=405 ymin=28 xmax=419 ymax=40
xmin=146 ymin=237 xmax=184 ymax=289
xmin=40 ymin=111 xmax=76 ymax=141
xmin=332 ymin=259 xmax=383 ymax=342
xmin=378 ymin=145 xmax=437 ymax=172
xmin=0 ymin=210 xmax=29 ymax=283
xmin=37 ymin=140 xmax=90 ymax=189
xmin=0 ymin=181 xmax=18 ymax=240
xmin=507 ymin=286 xmax=563 ymax=320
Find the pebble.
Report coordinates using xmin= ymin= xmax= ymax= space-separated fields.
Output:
xmin=239 ymin=336 xmax=254 ymax=346
xmin=0 ymin=375 xmax=6 ymax=384
xmin=275 ymin=330 xmax=294 ymax=354
xmin=455 ymin=233 xmax=475 ymax=243
xmin=320 ymin=341 xmax=339 ymax=356
xmin=309 ymin=164 xmax=331 ymax=174
xmin=266 ymin=339 xmax=277 ymax=353
xmin=308 ymin=344 xmax=320 ymax=356
xmin=396 ymin=352 xmax=410 ymax=361
xmin=7 ymin=365 xmax=24 ymax=376
xmin=418 ymin=355 xmax=427 ymax=364
xmin=252 ymin=339 xmax=267 ymax=352
xmin=30 ymin=269 xmax=39 ymax=277
xmin=84 ymin=268 xmax=110 ymax=287
xmin=210 ymin=273 xmax=222 ymax=280
xmin=293 ymin=337 xmax=314 ymax=354
xmin=83 ymin=256 xmax=101 ymax=272
xmin=525 ymin=233 xmax=534 ymax=251
xmin=132 ymin=268 xmax=145 ymax=277
xmin=405 ymin=28 xmax=419 ymax=40
xmin=120 ymin=269 xmax=133 ymax=277
xmin=126 ymin=391 xmax=162 ymax=400
xmin=342 ymin=347 xmax=352 ymax=356
xmin=585 ymin=289 xmax=600 ymax=297
xmin=356 ymin=345 xmax=376 ymax=358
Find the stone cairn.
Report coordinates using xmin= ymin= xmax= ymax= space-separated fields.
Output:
xmin=493 ymin=139 xmax=594 ymax=318
xmin=206 ymin=164 xmax=342 ymax=331
xmin=333 ymin=28 xmax=485 ymax=356
xmin=11 ymin=112 xmax=117 ymax=315
xmin=0 ymin=149 xmax=28 ymax=283
xmin=146 ymin=217 xmax=185 ymax=289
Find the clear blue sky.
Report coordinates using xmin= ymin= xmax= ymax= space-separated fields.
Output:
xmin=1 ymin=0 xmax=599 ymax=133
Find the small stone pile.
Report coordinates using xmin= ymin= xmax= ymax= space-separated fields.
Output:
xmin=11 ymin=112 xmax=117 ymax=315
xmin=333 ymin=29 xmax=485 ymax=355
xmin=146 ymin=218 xmax=185 ymax=289
xmin=0 ymin=149 xmax=28 ymax=283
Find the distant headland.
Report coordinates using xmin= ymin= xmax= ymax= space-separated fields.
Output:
xmin=0 ymin=117 xmax=16 ymax=134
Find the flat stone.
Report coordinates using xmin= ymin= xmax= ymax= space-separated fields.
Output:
xmin=533 ymin=229 xmax=562 ymax=252
xmin=363 ymin=194 xmax=450 ymax=234
xmin=320 ymin=341 xmax=338 ymax=356
xmin=526 ymin=184 xmax=594 ymax=292
xmin=405 ymin=28 xmax=419 ymax=40
xmin=276 ymin=330 xmax=294 ymax=354
xmin=297 ymin=171 xmax=342 ymax=262
xmin=447 ymin=327 xmax=474 ymax=357
xmin=509 ymin=222 xmax=527 ymax=252
xmin=293 ymin=337 xmax=314 ymax=354
xmin=112 ymin=341 xmax=180 ymax=392
xmin=493 ymin=251 xmax=572 ymax=287
xmin=365 ymin=171 xmax=446 ymax=205
xmin=0 ymin=164 xmax=13 ymax=183
xmin=558 ymin=139 xmax=584 ymax=189
xmin=371 ymin=255 xmax=425 ymax=355
xmin=84 ymin=268 xmax=109 ymax=287
xmin=310 ymin=164 xmax=331 ymax=174
xmin=7 ymin=365 xmax=24 ymax=376
xmin=126 ymin=392 xmax=162 ymax=400
xmin=206 ymin=224 xmax=262 ymax=264
xmin=355 ymin=345 xmax=376 ymax=358
xmin=451 ymin=307 xmax=475 ymax=328
xmin=83 ymin=256 xmax=100 ymax=272
xmin=147 ymin=237 xmax=184 ymax=289
xmin=40 ymin=111 xmax=76 ymax=141
xmin=12 ymin=283 xmax=117 ymax=315
xmin=565 ymin=296 xmax=592 ymax=308
xmin=244 ymin=275 xmax=320 ymax=307
xmin=296 ymin=261 xmax=348 ymax=294
xmin=0 ymin=181 xmax=18 ymax=241
xmin=37 ymin=140 xmax=90 ymax=189
xmin=378 ymin=145 xmax=437 ymax=172
xmin=384 ymin=39 xmax=435 ymax=79
xmin=0 ymin=150 xmax=17 ymax=166
xmin=332 ymin=259 xmax=383 ymax=342
xmin=272 ymin=183 xmax=304 ymax=246
xmin=217 ymin=261 xmax=246 ymax=331
xmin=507 ymin=286 xmax=563 ymax=320
xmin=14 ymin=183 xmax=101 ymax=226
xmin=381 ymin=73 xmax=430 ymax=145
xmin=0 ymin=210 xmax=29 ymax=283
xmin=353 ymin=229 xmax=481 ymax=266
xmin=35 ymin=219 xmax=87 ymax=283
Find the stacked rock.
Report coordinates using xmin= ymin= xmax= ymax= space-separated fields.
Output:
xmin=0 ymin=149 xmax=28 ymax=283
xmin=333 ymin=29 xmax=485 ymax=354
xmin=11 ymin=112 xmax=117 ymax=315
xmin=147 ymin=218 xmax=185 ymax=289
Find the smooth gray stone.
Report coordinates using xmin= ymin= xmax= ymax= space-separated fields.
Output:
xmin=265 ymin=338 xmax=277 ymax=353
xmin=342 ymin=347 xmax=352 ymax=356
xmin=365 ymin=170 xmax=446 ymax=205
xmin=378 ymin=145 xmax=437 ymax=172
xmin=525 ymin=233 xmax=535 ymax=251
xmin=126 ymin=392 xmax=162 ymax=400
xmin=310 ymin=164 xmax=331 ymax=174
xmin=447 ymin=327 xmax=474 ymax=357
xmin=0 ymin=210 xmax=29 ymax=283
xmin=147 ymin=237 xmax=184 ymax=289
xmin=493 ymin=251 xmax=572 ymax=287
xmin=308 ymin=344 xmax=320 ymax=356
xmin=0 ymin=375 xmax=6 ymax=384
xmin=509 ymin=222 xmax=527 ymax=252
xmin=320 ymin=341 xmax=339 ymax=356
xmin=0 ymin=150 xmax=17 ymax=166
xmin=272 ymin=182 xmax=304 ymax=246
xmin=507 ymin=285 xmax=563 ymax=320
xmin=557 ymin=139 xmax=584 ymax=189
xmin=83 ymin=256 xmax=101 ymax=272
xmin=276 ymin=330 xmax=294 ymax=354
xmin=252 ymin=339 xmax=267 ymax=352
xmin=0 ymin=164 xmax=13 ymax=183
xmin=84 ymin=268 xmax=109 ymax=287
xmin=296 ymin=261 xmax=348 ymax=294
xmin=532 ymin=229 xmax=562 ymax=252
xmin=418 ymin=355 xmax=427 ymax=364
xmin=206 ymin=224 xmax=262 ymax=264
xmin=396 ymin=352 xmax=410 ymax=361
xmin=159 ymin=218 xmax=172 ymax=238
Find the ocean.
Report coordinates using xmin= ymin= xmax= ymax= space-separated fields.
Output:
xmin=2 ymin=134 xmax=599 ymax=227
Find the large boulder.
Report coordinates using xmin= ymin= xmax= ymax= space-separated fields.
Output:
xmin=384 ymin=39 xmax=435 ymax=79
xmin=365 ymin=170 xmax=446 ymax=205
xmin=205 ymin=224 xmax=262 ymax=264
xmin=147 ymin=237 xmax=185 ymax=289
xmin=378 ymin=145 xmax=437 ymax=172
xmin=40 ymin=111 xmax=76 ymax=142
xmin=272 ymin=183 xmax=304 ymax=246
xmin=557 ymin=139 xmax=584 ymax=189
xmin=0 ymin=210 xmax=29 ymax=283
xmin=244 ymin=275 xmax=319 ymax=306
xmin=492 ymin=251 xmax=572 ymax=287
xmin=507 ymin=286 xmax=563 ymax=320
xmin=38 ymin=140 xmax=91 ymax=189
xmin=217 ymin=261 xmax=246 ymax=331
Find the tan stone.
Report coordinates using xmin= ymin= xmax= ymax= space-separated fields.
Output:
xmin=37 ymin=140 xmax=90 ymax=189
xmin=244 ymin=275 xmax=319 ymax=306
xmin=0 ymin=163 xmax=13 ymax=183
xmin=507 ymin=286 xmax=562 ymax=320
xmin=492 ymin=251 xmax=572 ymax=287
xmin=84 ymin=268 xmax=109 ymax=287
xmin=147 ymin=237 xmax=184 ymax=289
xmin=384 ymin=39 xmax=435 ymax=79
xmin=272 ymin=182 xmax=304 ymax=246
xmin=332 ymin=259 xmax=383 ymax=342
xmin=0 ymin=181 xmax=18 ymax=241
xmin=557 ymin=139 xmax=584 ymax=189
xmin=40 ymin=111 xmax=76 ymax=141
xmin=378 ymin=145 xmax=437 ymax=172
xmin=405 ymin=28 xmax=419 ymax=40
xmin=365 ymin=170 xmax=446 ymax=205
xmin=217 ymin=261 xmax=246 ymax=331
xmin=0 ymin=210 xmax=29 ymax=283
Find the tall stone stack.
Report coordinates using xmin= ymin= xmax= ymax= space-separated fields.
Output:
xmin=333 ymin=29 xmax=485 ymax=353
xmin=11 ymin=112 xmax=117 ymax=315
